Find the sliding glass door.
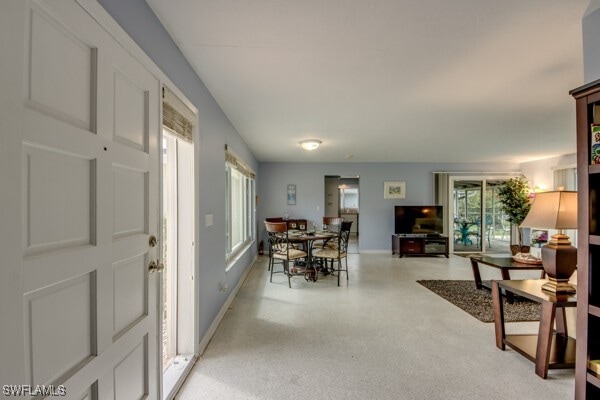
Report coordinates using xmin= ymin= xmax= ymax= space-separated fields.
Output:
xmin=450 ymin=177 xmax=512 ymax=254
xmin=453 ymin=180 xmax=483 ymax=252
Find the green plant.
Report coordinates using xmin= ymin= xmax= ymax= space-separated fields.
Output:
xmin=497 ymin=175 xmax=531 ymax=248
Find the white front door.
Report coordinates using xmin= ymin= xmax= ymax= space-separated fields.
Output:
xmin=0 ymin=1 xmax=160 ymax=398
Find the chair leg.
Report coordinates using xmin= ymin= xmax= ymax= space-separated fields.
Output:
xmin=345 ymin=257 xmax=348 ymax=280
xmin=335 ymin=257 xmax=348 ymax=286
xmin=285 ymin=261 xmax=291 ymax=288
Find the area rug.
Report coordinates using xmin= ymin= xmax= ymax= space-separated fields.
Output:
xmin=417 ymin=280 xmax=541 ymax=323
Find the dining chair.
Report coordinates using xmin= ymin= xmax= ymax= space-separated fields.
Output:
xmin=322 ymin=216 xmax=343 ymax=231
xmin=264 ymin=221 xmax=307 ymax=288
xmin=313 ymin=220 xmax=352 ymax=286
xmin=313 ymin=217 xmax=343 ymax=273
xmin=341 ymin=220 xmax=353 ymax=236
xmin=315 ymin=216 xmax=344 ymax=250
xmin=265 ymin=217 xmax=284 ymax=271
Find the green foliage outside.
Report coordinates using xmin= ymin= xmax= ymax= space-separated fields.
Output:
xmin=496 ymin=175 xmax=531 ymax=246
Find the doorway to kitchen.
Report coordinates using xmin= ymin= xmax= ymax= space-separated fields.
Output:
xmin=324 ymin=176 xmax=359 ymax=253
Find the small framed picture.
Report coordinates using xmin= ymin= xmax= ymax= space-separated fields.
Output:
xmin=531 ymin=229 xmax=548 ymax=248
xmin=384 ymin=181 xmax=406 ymax=199
xmin=287 ymin=184 xmax=296 ymax=205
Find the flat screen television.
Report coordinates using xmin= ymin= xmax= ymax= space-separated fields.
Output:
xmin=394 ymin=206 xmax=444 ymax=235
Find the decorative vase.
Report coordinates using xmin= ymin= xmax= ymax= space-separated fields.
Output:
xmin=510 ymin=245 xmax=530 ymax=255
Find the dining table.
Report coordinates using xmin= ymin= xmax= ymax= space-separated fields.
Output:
xmin=286 ymin=230 xmax=337 ymax=281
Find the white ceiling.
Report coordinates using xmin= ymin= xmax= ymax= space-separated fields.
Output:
xmin=146 ymin=0 xmax=588 ymax=163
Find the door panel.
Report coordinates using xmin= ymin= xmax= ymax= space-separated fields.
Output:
xmin=112 ymin=254 xmax=147 ymax=339
xmin=23 ymin=143 xmax=94 ymax=255
xmin=112 ymin=165 xmax=147 ymax=238
xmin=113 ymin=339 xmax=147 ymax=400
xmin=113 ymin=70 xmax=148 ymax=151
xmin=27 ymin=4 xmax=95 ymax=130
xmin=24 ymin=272 xmax=95 ymax=385
xmin=3 ymin=0 xmax=160 ymax=398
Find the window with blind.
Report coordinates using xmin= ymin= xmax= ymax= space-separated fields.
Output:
xmin=226 ymin=146 xmax=255 ymax=263
xmin=162 ymin=86 xmax=194 ymax=142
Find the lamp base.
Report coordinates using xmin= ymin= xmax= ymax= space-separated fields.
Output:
xmin=540 ymin=234 xmax=577 ymax=294
xmin=541 ymin=278 xmax=576 ymax=294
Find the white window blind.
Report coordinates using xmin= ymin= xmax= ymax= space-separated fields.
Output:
xmin=225 ymin=145 xmax=255 ymax=179
xmin=162 ymin=86 xmax=195 ymax=143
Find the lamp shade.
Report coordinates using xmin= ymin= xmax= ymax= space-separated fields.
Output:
xmin=520 ymin=191 xmax=577 ymax=230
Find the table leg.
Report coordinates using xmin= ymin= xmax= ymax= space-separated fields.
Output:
xmin=555 ymin=307 xmax=568 ymax=337
xmin=500 ymin=270 xmax=514 ymax=304
xmin=535 ymin=301 xmax=556 ymax=379
xmin=470 ymin=258 xmax=483 ymax=289
xmin=492 ymin=281 xmax=505 ymax=350
xmin=308 ymin=240 xmax=317 ymax=282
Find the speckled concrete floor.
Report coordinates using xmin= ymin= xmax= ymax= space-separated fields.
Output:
xmin=176 ymin=253 xmax=574 ymax=400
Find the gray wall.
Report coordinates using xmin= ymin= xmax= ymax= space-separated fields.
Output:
xmin=258 ymin=161 xmax=520 ymax=250
xmin=98 ymin=0 xmax=258 ymax=343
xmin=584 ymin=0 xmax=600 ymax=83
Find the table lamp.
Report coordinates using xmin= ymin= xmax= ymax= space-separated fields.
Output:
xmin=520 ymin=191 xmax=578 ymax=294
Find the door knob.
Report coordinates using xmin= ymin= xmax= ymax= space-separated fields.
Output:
xmin=149 ymin=235 xmax=158 ymax=247
xmin=148 ymin=260 xmax=165 ymax=273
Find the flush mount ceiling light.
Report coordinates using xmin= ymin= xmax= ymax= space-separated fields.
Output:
xmin=300 ymin=139 xmax=321 ymax=151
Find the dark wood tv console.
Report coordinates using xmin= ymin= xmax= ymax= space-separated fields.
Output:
xmin=391 ymin=234 xmax=449 ymax=258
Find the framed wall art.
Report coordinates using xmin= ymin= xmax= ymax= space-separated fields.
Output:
xmin=287 ymin=184 xmax=296 ymax=205
xmin=384 ymin=181 xmax=406 ymax=199
xmin=531 ymin=229 xmax=549 ymax=248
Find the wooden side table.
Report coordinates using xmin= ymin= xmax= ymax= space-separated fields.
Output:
xmin=470 ymin=256 xmax=545 ymax=291
xmin=491 ymin=279 xmax=577 ymax=379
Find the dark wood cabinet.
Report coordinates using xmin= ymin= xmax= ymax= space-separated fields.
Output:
xmin=401 ymin=237 xmax=422 ymax=254
xmin=571 ymin=79 xmax=600 ymax=399
xmin=391 ymin=235 xmax=448 ymax=258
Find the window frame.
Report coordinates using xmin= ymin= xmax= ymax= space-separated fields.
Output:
xmin=225 ymin=153 xmax=256 ymax=266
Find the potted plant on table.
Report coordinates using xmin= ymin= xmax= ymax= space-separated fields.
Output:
xmin=497 ymin=175 xmax=532 ymax=255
